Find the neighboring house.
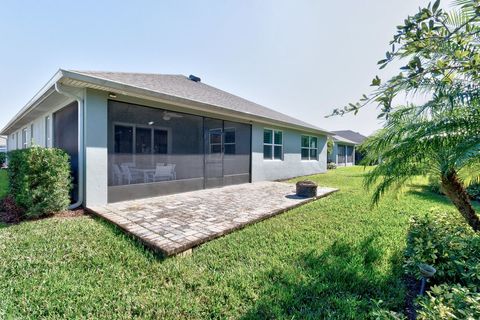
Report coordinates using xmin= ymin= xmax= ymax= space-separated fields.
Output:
xmin=0 ymin=136 xmax=6 ymax=153
xmin=0 ymin=69 xmax=331 ymax=206
xmin=328 ymin=130 xmax=368 ymax=166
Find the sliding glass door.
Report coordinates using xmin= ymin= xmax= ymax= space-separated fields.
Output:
xmin=204 ymin=118 xmax=224 ymax=188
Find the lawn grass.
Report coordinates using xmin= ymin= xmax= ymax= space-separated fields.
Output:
xmin=0 ymin=167 xmax=458 ymax=319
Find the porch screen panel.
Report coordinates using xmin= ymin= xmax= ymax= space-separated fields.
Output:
xmin=347 ymin=146 xmax=354 ymax=163
xmin=337 ymin=144 xmax=346 ymax=164
xmin=223 ymin=121 xmax=251 ymax=186
xmin=108 ymin=101 xmax=204 ymax=201
xmin=53 ymin=102 xmax=79 ymax=203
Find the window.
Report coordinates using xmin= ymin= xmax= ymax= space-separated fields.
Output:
xmin=114 ymin=125 xmax=133 ymax=153
xmin=45 ymin=116 xmax=51 ymax=147
xmin=114 ymin=124 xmax=169 ymax=155
xmin=264 ymin=129 xmax=283 ymax=160
xmin=224 ymin=128 xmax=236 ymax=155
xmin=22 ymin=128 xmax=27 ymax=149
xmin=30 ymin=123 xmax=34 ymax=145
xmin=301 ymin=135 xmax=318 ymax=160
xmin=209 ymin=129 xmax=222 ymax=154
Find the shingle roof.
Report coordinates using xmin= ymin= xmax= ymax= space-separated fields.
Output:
xmin=332 ymin=135 xmax=356 ymax=145
xmin=71 ymin=71 xmax=329 ymax=133
xmin=331 ymin=130 xmax=367 ymax=144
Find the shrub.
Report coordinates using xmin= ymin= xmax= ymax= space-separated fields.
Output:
xmin=0 ymin=152 xmax=6 ymax=167
xmin=8 ymin=146 xmax=72 ymax=217
xmin=327 ymin=162 xmax=337 ymax=170
xmin=428 ymin=176 xmax=480 ymax=201
xmin=404 ymin=211 xmax=480 ymax=287
xmin=417 ymin=284 xmax=480 ymax=319
xmin=466 ymin=183 xmax=480 ymax=201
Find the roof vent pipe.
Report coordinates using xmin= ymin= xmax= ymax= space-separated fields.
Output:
xmin=188 ymin=75 xmax=201 ymax=82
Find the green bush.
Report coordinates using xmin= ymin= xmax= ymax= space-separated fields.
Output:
xmin=404 ymin=211 xmax=480 ymax=287
xmin=0 ymin=152 xmax=6 ymax=167
xmin=428 ymin=176 xmax=480 ymax=201
xmin=417 ymin=284 xmax=480 ymax=319
xmin=466 ymin=183 xmax=480 ymax=201
xmin=8 ymin=146 xmax=72 ymax=217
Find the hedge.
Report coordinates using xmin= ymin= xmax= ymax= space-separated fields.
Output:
xmin=8 ymin=146 xmax=72 ymax=217
xmin=0 ymin=152 xmax=6 ymax=167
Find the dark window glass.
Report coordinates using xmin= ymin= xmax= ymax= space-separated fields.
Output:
xmin=263 ymin=145 xmax=272 ymax=159
xmin=310 ymin=149 xmax=317 ymax=159
xmin=274 ymin=130 xmax=282 ymax=145
xmin=224 ymin=144 xmax=236 ymax=155
xmin=301 ymin=135 xmax=309 ymax=148
xmin=274 ymin=146 xmax=282 ymax=160
xmin=225 ymin=129 xmax=235 ymax=143
xmin=301 ymin=148 xmax=310 ymax=160
xmin=114 ymin=125 xmax=133 ymax=153
xmin=211 ymin=144 xmax=222 ymax=154
xmin=264 ymin=129 xmax=272 ymax=144
xmin=136 ymin=127 xmax=152 ymax=154
xmin=310 ymin=137 xmax=317 ymax=149
xmin=210 ymin=130 xmax=222 ymax=144
xmin=154 ymin=129 xmax=168 ymax=154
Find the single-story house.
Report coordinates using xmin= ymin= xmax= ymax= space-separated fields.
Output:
xmin=0 ymin=136 xmax=6 ymax=153
xmin=0 ymin=69 xmax=331 ymax=207
xmin=328 ymin=130 xmax=367 ymax=166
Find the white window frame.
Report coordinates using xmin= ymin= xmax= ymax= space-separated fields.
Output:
xmin=263 ymin=128 xmax=283 ymax=160
xmin=301 ymin=135 xmax=318 ymax=161
xmin=30 ymin=123 xmax=34 ymax=146
xmin=223 ymin=127 xmax=236 ymax=155
xmin=45 ymin=116 xmax=51 ymax=147
xmin=22 ymin=128 xmax=27 ymax=149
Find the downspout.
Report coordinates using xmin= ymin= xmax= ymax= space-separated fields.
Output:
xmin=54 ymin=83 xmax=84 ymax=210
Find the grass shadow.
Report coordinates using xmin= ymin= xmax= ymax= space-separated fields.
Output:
xmin=242 ymin=236 xmax=405 ymax=319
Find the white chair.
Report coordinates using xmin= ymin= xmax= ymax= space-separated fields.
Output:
xmin=112 ymin=164 xmax=123 ymax=185
xmin=120 ymin=164 xmax=143 ymax=184
xmin=152 ymin=164 xmax=176 ymax=182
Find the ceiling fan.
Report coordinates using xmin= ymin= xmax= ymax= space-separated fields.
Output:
xmin=162 ymin=111 xmax=183 ymax=121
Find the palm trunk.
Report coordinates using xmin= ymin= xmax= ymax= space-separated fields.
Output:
xmin=441 ymin=170 xmax=480 ymax=232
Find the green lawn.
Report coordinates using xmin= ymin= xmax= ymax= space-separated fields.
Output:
xmin=0 ymin=167 xmax=457 ymax=319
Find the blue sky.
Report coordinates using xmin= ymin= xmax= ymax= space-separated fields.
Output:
xmin=0 ymin=0 xmax=434 ymax=135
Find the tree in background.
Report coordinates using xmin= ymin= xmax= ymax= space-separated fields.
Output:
xmin=331 ymin=0 xmax=480 ymax=231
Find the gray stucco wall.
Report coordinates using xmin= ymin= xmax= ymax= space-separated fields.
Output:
xmin=251 ymin=123 xmax=327 ymax=181
xmin=84 ymin=89 xmax=109 ymax=206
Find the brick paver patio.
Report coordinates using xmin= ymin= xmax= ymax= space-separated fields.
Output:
xmin=88 ymin=181 xmax=338 ymax=256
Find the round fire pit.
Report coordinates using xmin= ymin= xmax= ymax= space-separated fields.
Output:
xmin=296 ymin=180 xmax=318 ymax=198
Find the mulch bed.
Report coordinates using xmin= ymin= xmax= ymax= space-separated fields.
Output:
xmin=0 ymin=208 xmax=87 ymax=225
xmin=404 ymin=275 xmax=422 ymax=320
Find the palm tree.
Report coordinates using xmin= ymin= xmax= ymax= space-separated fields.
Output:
xmin=362 ymin=104 xmax=480 ymax=231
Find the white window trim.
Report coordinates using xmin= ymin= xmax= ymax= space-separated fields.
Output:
xmin=263 ymin=128 xmax=283 ymax=161
xmin=301 ymin=135 xmax=318 ymax=161
xmin=45 ymin=115 xmax=51 ymax=148
xmin=22 ymin=128 xmax=28 ymax=149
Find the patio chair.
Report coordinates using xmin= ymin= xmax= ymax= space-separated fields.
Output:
xmin=120 ymin=164 xmax=143 ymax=184
xmin=112 ymin=164 xmax=123 ymax=185
xmin=151 ymin=164 xmax=176 ymax=182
